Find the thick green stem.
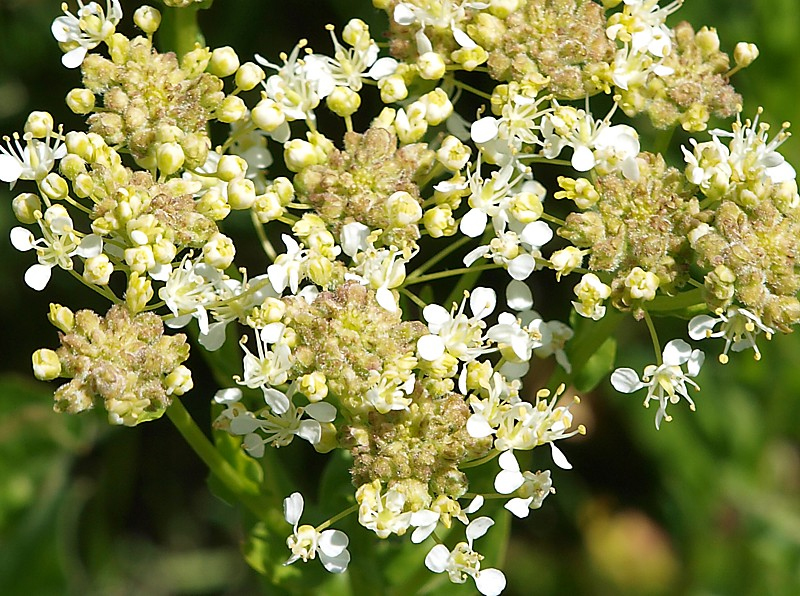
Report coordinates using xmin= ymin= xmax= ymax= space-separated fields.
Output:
xmin=158 ymin=5 xmax=205 ymax=59
xmin=166 ymin=399 xmax=268 ymax=517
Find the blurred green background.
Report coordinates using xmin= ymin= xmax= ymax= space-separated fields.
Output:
xmin=2 ymin=1 xmax=800 ymax=594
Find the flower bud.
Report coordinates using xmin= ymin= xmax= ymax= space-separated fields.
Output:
xmin=24 ymin=111 xmax=54 ymax=138
xmin=272 ymin=177 xmax=295 ymax=204
xmin=695 ymin=26 xmax=720 ymax=55
xmin=12 ymin=193 xmax=41 ymax=224
xmin=420 ymin=88 xmax=453 ymax=125
xmin=261 ymin=297 xmax=286 ymax=323
xmin=41 ymin=173 xmax=69 ymax=200
xmin=202 ymin=233 xmax=236 ymax=269
xmin=417 ymin=52 xmax=446 ymax=80
xmin=65 ymin=131 xmax=94 ymax=161
xmin=181 ymin=46 xmax=212 ymax=77
xmin=326 ymin=86 xmax=361 ymax=117
xmin=165 ymin=365 xmax=193 ymax=396
xmin=59 ymin=153 xmax=86 ymax=180
xmin=208 ymin=46 xmax=240 ymax=77
xmin=226 ymin=177 xmax=256 ymax=210
xmin=252 ymin=98 xmax=286 ymax=131
xmin=66 ymin=88 xmax=96 ymax=114
xmin=32 ymin=349 xmax=61 ymax=381
xmin=216 ymin=154 xmax=248 ymax=181
xmin=253 ymin=191 xmax=284 ymax=222
xmin=734 ymin=42 xmax=759 ymax=68
xmin=436 ymin=135 xmax=471 ymax=171
xmin=73 ymin=173 xmax=94 ymax=198
xmin=83 ymin=254 xmax=114 ymax=285
xmin=423 ymin=205 xmax=456 ymax=238
xmin=235 ymin=62 xmax=266 ymax=91
xmin=156 ymin=142 xmax=185 ymax=175
xmin=342 ymin=18 xmax=370 ymax=48
xmin=197 ymin=187 xmax=231 ymax=220
xmin=48 ymin=303 xmax=75 ymax=332
xmin=299 ymin=371 xmax=328 ymax=402
xmin=216 ymin=95 xmax=247 ymax=123
xmin=313 ymin=422 xmax=338 ymax=453
xmin=125 ymin=272 xmax=153 ymax=314
xmin=133 ymin=5 xmax=161 ymax=34
xmin=378 ymin=74 xmax=408 ymax=103
xmin=284 ymin=139 xmax=319 ymax=172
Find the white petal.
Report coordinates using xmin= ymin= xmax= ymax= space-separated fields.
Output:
xmin=688 ymin=314 xmax=717 ymax=340
xmin=663 ymin=339 xmax=692 ymax=366
xmin=24 ymin=263 xmax=52 ymax=291
xmin=451 ymin=26 xmax=477 ymax=49
xmin=550 ymin=442 xmax=572 ymax=470
xmin=506 ymin=280 xmax=533 ymax=311
xmin=320 ymin=548 xmax=350 ymax=574
xmin=242 ymin=433 xmax=265 ymax=458
xmin=474 ymin=568 xmax=507 ymax=596
xmin=199 ymin=321 xmax=228 ymax=351
xmin=466 ymin=516 xmax=494 ymax=542
xmin=467 ymin=415 xmax=495 ymax=438
xmin=319 ymin=529 xmax=349 ymax=557
xmin=367 ymin=57 xmax=398 ymax=80
xmin=76 ymin=234 xmax=103 ymax=258
xmin=464 ymin=245 xmax=488 ymax=267
xmin=10 ymin=227 xmax=35 ymax=251
xmin=498 ymin=449 xmax=520 ymax=472
xmin=422 ymin=303 xmax=450 ymax=327
xmin=415 ymin=29 xmax=433 ymax=55
xmin=610 ymin=367 xmax=644 ymax=393
xmin=296 ymin=420 xmax=321 ymax=444
xmin=505 ymin=497 xmax=533 ymax=518
xmin=471 ymin=117 xmax=499 ymax=144
xmin=230 ymin=414 xmax=262 ymax=435
xmin=424 ymin=544 xmax=450 ymax=573
xmin=686 ymin=350 xmax=705 ymax=377
xmin=0 ymin=154 xmax=23 ymax=183
xmin=470 ymin=287 xmax=496 ymax=319
xmin=411 ymin=523 xmax=436 ymax=544
xmin=62 ymin=46 xmax=88 ymax=69
xmin=507 ymin=254 xmax=536 ymax=280
xmin=376 ymin=287 xmax=397 ymax=312
xmin=214 ymin=387 xmax=242 ymax=404
xmin=494 ymin=469 xmax=524 ymax=494
xmin=520 ymin=221 xmax=553 ymax=248
xmin=263 ymin=387 xmax=291 ymax=414
xmin=260 ymin=322 xmax=285 ymax=344
xmin=305 ymin=401 xmax=337 ymax=423
xmin=341 ymin=222 xmax=370 ymax=257
xmin=417 ymin=334 xmax=445 ymax=361
xmin=393 ymin=4 xmax=416 ymax=25
xmin=283 ymin=492 xmax=304 ymax=526
xmin=464 ymin=495 xmax=484 ymax=514
xmin=571 ymin=145 xmax=596 ymax=172
xmin=460 ymin=208 xmax=488 ymax=238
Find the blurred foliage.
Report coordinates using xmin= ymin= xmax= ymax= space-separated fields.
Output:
xmin=1 ymin=1 xmax=800 ymax=595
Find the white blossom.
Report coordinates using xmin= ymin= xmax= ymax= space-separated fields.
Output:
xmin=283 ymin=492 xmax=350 ymax=573
xmin=688 ymin=306 xmax=774 ymax=363
xmin=51 ymin=0 xmax=122 ymax=68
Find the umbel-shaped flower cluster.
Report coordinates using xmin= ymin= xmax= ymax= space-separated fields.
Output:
xmin=4 ymin=1 xmax=798 ymax=594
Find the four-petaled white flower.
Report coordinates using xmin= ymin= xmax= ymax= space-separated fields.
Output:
xmin=283 ymin=492 xmax=350 ymax=573
xmin=493 ymin=451 xmax=555 ymax=518
xmin=424 ymin=516 xmax=506 ymax=596
xmin=0 ymin=131 xmax=67 ymax=187
xmin=611 ymin=339 xmax=705 ymax=429
xmin=393 ymin=1 xmax=489 ymax=55
xmin=51 ymin=0 xmax=122 ymax=68
xmin=688 ymin=306 xmax=774 ymax=364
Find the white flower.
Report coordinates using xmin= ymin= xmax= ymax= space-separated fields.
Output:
xmin=688 ymin=306 xmax=774 ymax=363
xmin=459 ymin=162 xmax=523 ymax=238
xmin=283 ymin=492 xmax=350 ymax=573
xmin=10 ymin=206 xmax=101 ymax=291
xmin=393 ymin=1 xmax=490 ymax=54
xmin=611 ymin=339 xmax=705 ymax=429
xmin=606 ymin=0 xmax=681 ymax=58
xmin=356 ymin=480 xmax=413 ymax=539
xmin=572 ymin=273 xmax=611 ymax=320
xmin=238 ymin=324 xmax=294 ymax=411
xmin=417 ymin=287 xmax=496 ymax=362
xmin=351 ymin=246 xmax=409 ymax=312
xmin=494 ymin=451 xmax=555 ymax=518
xmin=0 ymin=131 xmax=67 ymax=187
xmin=51 ymin=0 xmax=122 ymax=68
xmin=268 ymin=234 xmax=308 ymax=295
xmin=424 ymin=517 xmax=506 ymax=596
xmin=160 ymin=257 xmax=221 ymax=334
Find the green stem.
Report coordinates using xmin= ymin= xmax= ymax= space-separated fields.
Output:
xmin=404 ymin=264 xmax=500 ymax=286
xmin=405 ymin=234 xmax=472 ymax=281
xmin=158 ymin=5 xmax=204 ymax=58
xmin=643 ymin=310 xmax=662 ymax=364
xmin=166 ymin=399 xmax=268 ymax=517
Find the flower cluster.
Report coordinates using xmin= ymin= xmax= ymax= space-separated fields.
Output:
xmin=5 ymin=1 xmax=798 ymax=593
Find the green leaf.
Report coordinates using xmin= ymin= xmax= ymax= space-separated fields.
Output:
xmin=573 ymin=336 xmax=617 ymax=392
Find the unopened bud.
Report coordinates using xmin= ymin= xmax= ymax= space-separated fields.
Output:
xmin=208 ymin=46 xmax=240 ymax=77
xmin=133 ymin=5 xmax=161 ymax=34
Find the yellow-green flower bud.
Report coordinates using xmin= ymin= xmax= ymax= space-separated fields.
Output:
xmin=734 ymin=42 xmax=759 ymax=68
xmin=509 ymin=189 xmax=544 ymax=223
xmin=253 ymin=191 xmax=284 ymax=223
xmin=65 ymin=131 xmax=94 ymax=161
xmin=73 ymin=173 xmax=94 ymax=198
xmin=156 ymin=142 xmax=185 ymax=175
xmin=550 ymin=246 xmax=584 ymax=281
xmin=387 ymin=190 xmax=422 ymax=225
xmin=152 ymin=237 xmax=177 ymax=264
xmin=48 ymin=303 xmax=75 ymax=332
xmin=202 ymin=233 xmax=236 ymax=269
xmin=196 ymin=187 xmax=231 ymax=221
xmin=216 ymin=95 xmax=247 ymax=123
xmin=252 ymin=98 xmax=286 ymax=131
xmin=226 ymin=177 xmax=256 ymax=210
xmin=59 ymin=154 xmax=86 ymax=181
xmin=342 ymin=18 xmax=370 ymax=48
xmin=272 ymin=177 xmax=295 ymax=204
xmin=417 ymin=52 xmax=446 ymax=80
xmin=41 ymin=173 xmax=69 ymax=200
xmin=489 ymin=0 xmax=521 ymax=18
xmin=307 ymin=255 xmax=334 ymax=286
xmin=165 ymin=365 xmax=193 ymax=396
xmin=208 ymin=46 xmax=240 ymax=77
xmin=181 ymin=46 xmax=212 ymax=77
xmin=436 ymin=135 xmax=470 ymax=171
xmin=423 ymin=205 xmax=456 ymax=238
xmin=261 ymin=297 xmax=286 ymax=323
xmin=125 ymin=272 xmax=154 ymax=314
xmin=216 ymin=154 xmax=247 ymax=181
xmin=695 ymin=26 xmax=720 ymax=55
xmin=24 ymin=111 xmax=54 ymax=138
xmin=326 ymin=86 xmax=361 ymax=117
xmin=421 ymin=89 xmax=453 ymax=125
xmin=235 ymin=62 xmax=265 ymax=91
xmin=284 ymin=139 xmax=319 ymax=172
xmin=133 ymin=5 xmax=161 ymax=34
xmin=83 ymin=254 xmax=114 ymax=285
xmin=65 ymin=88 xmax=96 ymax=114
xmin=32 ymin=349 xmax=61 ymax=381
xmin=378 ymin=74 xmax=408 ymax=103
xmin=451 ymin=46 xmax=488 ymax=71
xmin=12 ymin=193 xmax=41 ymax=224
